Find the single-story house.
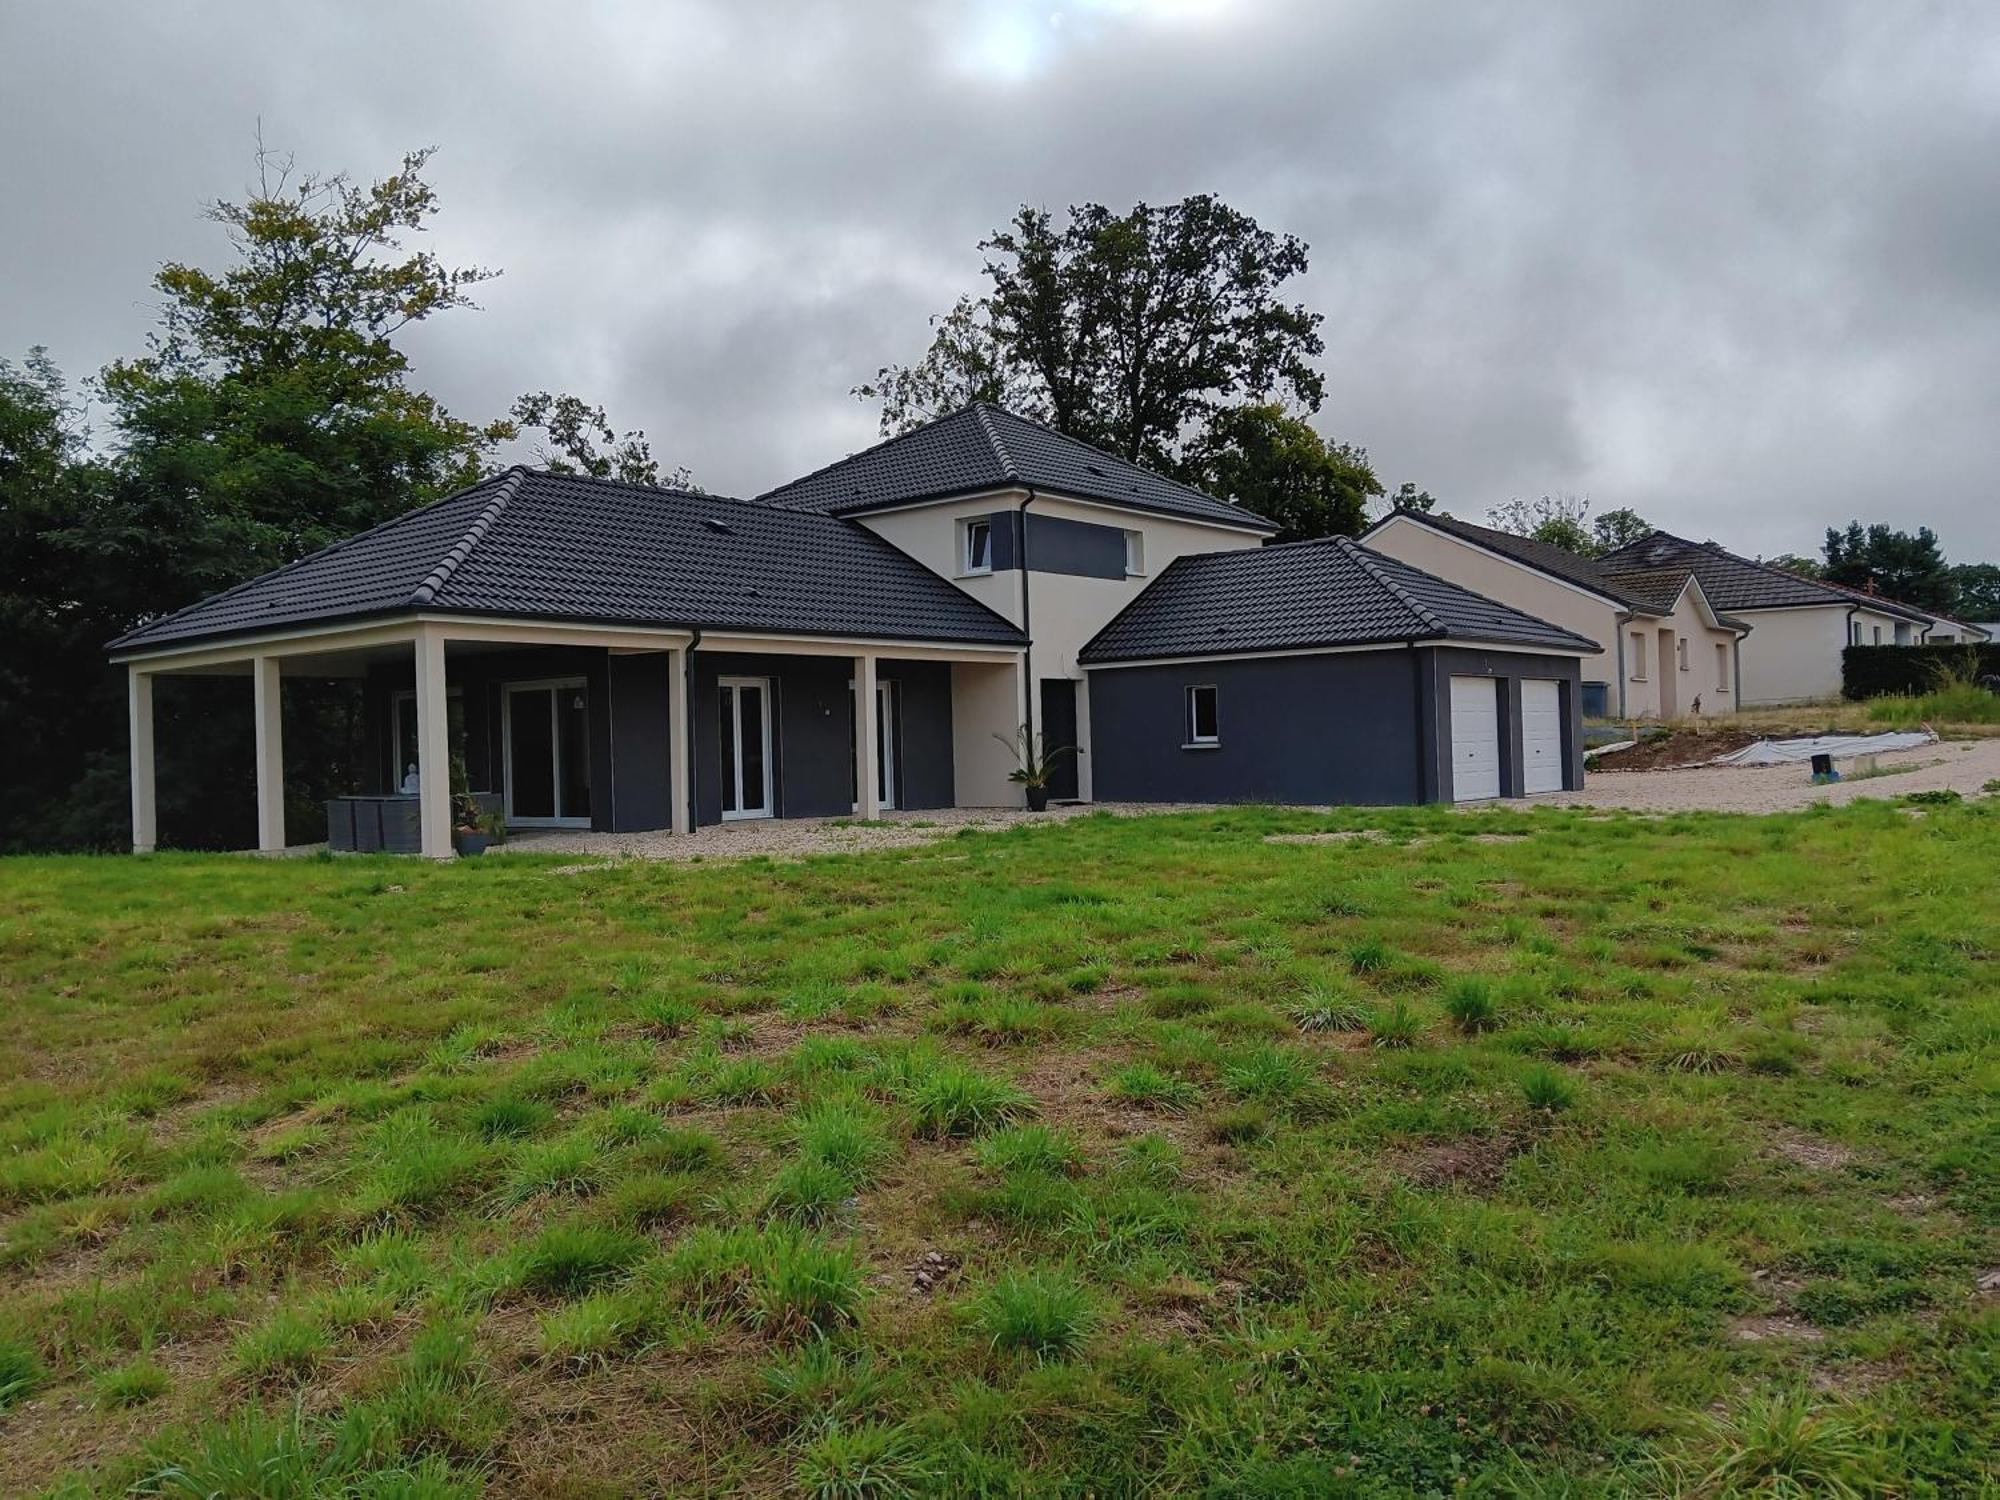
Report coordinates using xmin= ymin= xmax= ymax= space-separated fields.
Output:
xmin=1079 ymin=537 xmax=1598 ymax=804
xmin=1593 ymin=532 xmax=1951 ymax=705
xmin=109 ymin=407 xmax=1596 ymax=854
xmin=1359 ymin=510 xmax=1749 ymax=720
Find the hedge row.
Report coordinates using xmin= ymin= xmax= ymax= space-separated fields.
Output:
xmin=1842 ymin=643 xmax=2000 ymax=699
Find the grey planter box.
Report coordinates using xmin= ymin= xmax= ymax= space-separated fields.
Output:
xmin=327 ymin=793 xmax=501 ymax=854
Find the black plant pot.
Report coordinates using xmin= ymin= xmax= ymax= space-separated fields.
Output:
xmin=1024 ymin=785 xmax=1051 ymax=812
xmin=454 ymin=830 xmax=491 ymax=857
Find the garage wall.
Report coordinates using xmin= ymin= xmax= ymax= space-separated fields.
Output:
xmin=1423 ymin=646 xmax=1585 ymax=798
xmin=1085 ymin=649 xmax=1426 ymax=806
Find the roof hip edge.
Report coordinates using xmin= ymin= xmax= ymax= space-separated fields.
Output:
xmin=970 ymin=403 xmax=1021 ymax=481
xmin=1339 ymin=536 xmax=1446 ymax=635
xmin=412 ymin=468 xmax=524 ymax=606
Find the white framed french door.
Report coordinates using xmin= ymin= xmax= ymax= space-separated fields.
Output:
xmin=848 ymin=677 xmax=899 ymax=812
xmin=503 ymin=678 xmax=592 ymax=827
xmin=718 ymin=677 xmax=774 ymax=820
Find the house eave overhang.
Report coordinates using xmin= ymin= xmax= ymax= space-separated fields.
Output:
xmin=1079 ymin=633 xmax=1601 ymax=671
xmin=1361 ymin=511 xmax=1663 ymax=614
xmin=825 ymin=481 xmax=1277 ymax=536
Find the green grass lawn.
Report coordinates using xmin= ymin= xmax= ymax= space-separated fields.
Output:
xmin=0 ymin=801 xmax=1994 ymax=1497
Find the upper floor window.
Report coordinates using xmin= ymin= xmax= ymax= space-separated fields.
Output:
xmin=1124 ymin=529 xmax=1145 ymax=576
xmin=962 ymin=518 xmax=993 ymax=576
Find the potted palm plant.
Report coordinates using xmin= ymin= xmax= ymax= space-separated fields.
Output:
xmin=994 ymin=725 xmax=1079 ymax=812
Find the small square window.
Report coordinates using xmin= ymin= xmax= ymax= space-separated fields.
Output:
xmin=1676 ymin=638 xmax=1689 ymax=672
xmin=1871 ymin=625 xmax=1882 ymax=645
xmin=1124 ymin=529 xmax=1145 ymax=576
xmin=962 ymin=519 xmax=993 ymax=575
xmin=1716 ymin=642 xmax=1730 ymax=690
xmin=1185 ymin=685 xmax=1219 ymax=747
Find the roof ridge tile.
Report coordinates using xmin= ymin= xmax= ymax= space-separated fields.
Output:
xmin=412 ymin=467 xmax=524 ymax=606
xmin=1338 ymin=536 xmax=1445 ymax=635
xmin=969 ymin=402 xmax=1021 ymax=481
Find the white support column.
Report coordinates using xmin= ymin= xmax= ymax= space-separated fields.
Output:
xmin=855 ymin=653 xmax=881 ymax=820
xmin=668 ymin=646 xmax=692 ymax=835
xmin=414 ymin=627 xmax=453 ymax=858
xmin=1073 ymin=672 xmax=1094 ymax=804
xmin=128 ymin=667 xmax=157 ymax=853
xmin=252 ymin=655 xmax=285 ymax=853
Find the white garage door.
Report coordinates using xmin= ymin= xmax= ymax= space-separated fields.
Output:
xmin=1449 ymin=676 xmax=1501 ymax=801
xmin=1520 ymin=679 xmax=1564 ymax=794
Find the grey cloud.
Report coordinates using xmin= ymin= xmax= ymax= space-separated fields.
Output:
xmin=3 ymin=0 xmax=1995 ymax=559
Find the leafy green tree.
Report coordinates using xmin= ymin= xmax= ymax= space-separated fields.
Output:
xmin=1591 ymin=507 xmax=1652 ymax=554
xmin=1821 ymin=522 xmax=1954 ymax=612
xmin=504 ymin=391 xmax=691 ymax=488
xmin=1184 ymin=403 xmax=1381 ymax=542
xmin=1763 ymin=553 xmax=1823 ymax=579
xmin=853 ymin=296 xmax=1047 ymax=436
xmin=1388 ymin=481 xmax=1438 ymax=514
xmin=865 ymin=195 xmax=1324 ymax=470
xmin=1947 ymin=562 xmax=2000 ymax=619
xmin=1487 ymin=495 xmax=1596 ymax=555
xmin=1 ymin=146 xmax=681 ymax=850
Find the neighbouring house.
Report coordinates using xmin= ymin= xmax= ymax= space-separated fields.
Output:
xmin=1079 ymin=537 xmax=1598 ymax=804
xmin=1360 ymin=511 xmax=1748 ymax=719
xmin=108 ymin=406 xmax=1596 ymax=855
xmin=1592 ymin=532 xmax=1960 ymax=705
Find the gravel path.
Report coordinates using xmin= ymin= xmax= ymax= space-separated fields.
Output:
xmin=492 ymin=801 xmax=1212 ymax=864
xmin=1540 ymin=735 xmax=2000 ymax=814
xmin=482 ymin=739 xmax=1999 ymax=865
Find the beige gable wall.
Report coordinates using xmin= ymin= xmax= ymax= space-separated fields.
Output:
xmin=1733 ymin=605 xmax=1847 ymax=705
xmin=860 ymin=490 xmax=1265 ymax=798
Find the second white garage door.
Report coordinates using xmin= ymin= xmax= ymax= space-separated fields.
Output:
xmin=1449 ymin=675 xmax=1501 ymax=801
xmin=1520 ymin=679 xmax=1564 ymax=794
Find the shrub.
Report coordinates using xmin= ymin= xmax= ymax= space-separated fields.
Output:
xmin=977 ymin=1124 xmax=1086 ymax=1178
xmin=513 ymin=1222 xmax=650 ymax=1298
xmin=976 ymin=1268 xmax=1097 ymax=1362
xmin=1367 ymin=999 xmax=1423 ymax=1048
xmin=1521 ymin=1063 xmax=1578 ymax=1112
xmin=233 ymin=1311 xmax=327 ymax=1385
xmin=1205 ymin=1103 xmax=1273 ymax=1145
xmin=500 ymin=1135 xmax=605 ymax=1204
xmin=1287 ymin=983 xmax=1368 ymax=1033
xmin=1221 ymin=1044 xmax=1314 ymax=1104
xmin=1105 ymin=1063 xmax=1201 ymax=1114
xmin=0 ymin=1339 xmax=43 ymax=1410
xmin=906 ymin=1064 xmax=1034 ymax=1139
xmin=1842 ymin=643 xmax=2000 ymax=701
xmin=792 ymin=1097 xmax=893 ymax=1186
xmin=795 ymin=1420 xmax=936 ymax=1499
xmin=762 ymin=1158 xmax=857 ymax=1227
xmin=94 ymin=1355 xmax=170 ymax=1409
xmin=1444 ymin=978 xmax=1500 ymax=1033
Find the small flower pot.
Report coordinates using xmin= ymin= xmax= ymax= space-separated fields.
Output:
xmin=454 ymin=830 xmax=491 ymax=857
xmin=1024 ymin=785 xmax=1051 ymax=813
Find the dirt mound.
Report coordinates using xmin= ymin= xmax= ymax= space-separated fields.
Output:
xmin=1588 ymin=728 xmax=1761 ymax=771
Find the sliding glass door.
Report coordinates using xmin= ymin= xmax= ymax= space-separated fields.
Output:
xmin=504 ymin=679 xmax=591 ymax=826
xmin=718 ymin=677 xmax=774 ymax=820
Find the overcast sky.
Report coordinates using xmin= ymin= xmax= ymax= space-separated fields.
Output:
xmin=4 ymin=1 xmax=1996 ymax=558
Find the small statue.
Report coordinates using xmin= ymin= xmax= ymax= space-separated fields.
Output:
xmin=401 ymin=763 xmax=420 ymax=794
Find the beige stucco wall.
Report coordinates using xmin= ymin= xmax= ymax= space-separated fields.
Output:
xmin=1363 ymin=516 xmax=1746 ymax=719
xmin=1734 ymin=605 xmax=1864 ymax=705
xmin=863 ymin=490 xmax=1264 ymax=799
xmin=950 ymin=659 xmax=1028 ymax=808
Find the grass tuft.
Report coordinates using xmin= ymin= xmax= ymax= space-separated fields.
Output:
xmin=906 ymin=1063 xmax=1035 ymax=1139
xmin=976 ymin=1268 xmax=1097 ymax=1362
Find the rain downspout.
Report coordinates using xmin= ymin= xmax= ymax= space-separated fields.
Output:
xmin=684 ymin=626 xmax=702 ymax=833
xmin=1018 ymin=488 xmax=1039 ymax=753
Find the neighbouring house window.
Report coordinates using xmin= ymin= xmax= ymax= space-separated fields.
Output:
xmin=1124 ymin=529 xmax=1145 ymax=576
xmin=1677 ymin=638 xmax=1689 ymax=672
xmin=1716 ymin=643 xmax=1730 ymax=690
xmin=1629 ymin=632 xmax=1647 ymax=680
xmin=1872 ymin=624 xmax=1882 ymax=645
xmin=962 ymin=518 xmax=993 ymax=575
xmin=1185 ymin=685 xmax=1220 ymax=747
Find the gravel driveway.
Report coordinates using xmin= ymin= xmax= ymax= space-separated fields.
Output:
xmin=487 ymin=739 xmax=1999 ymax=865
xmin=1539 ymin=735 xmax=2000 ymax=814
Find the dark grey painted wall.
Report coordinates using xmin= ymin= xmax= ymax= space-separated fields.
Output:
xmin=1088 ymin=644 xmax=1586 ymax=807
xmin=1422 ymin=646 xmax=1585 ymax=800
xmin=606 ymin=653 xmax=673 ymax=832
xmin=1087 ymin=649 xmax=1425 ymax=805
xmin=689 ymin=651 xmax=955 ymax=828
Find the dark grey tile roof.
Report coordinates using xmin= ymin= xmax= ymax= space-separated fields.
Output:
xmin=1594 ymin=532 xmax=1862 ymax=614
xmin=1366 ymin=509 xmax=1677 ymax=613
xmin=757 ymin=403 xmax=1277 ymax=533
xmin=110 ymin=469 xmax=1028 ymax=653
xmin=1079 ymin=536 xmax=1601 ymax=664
